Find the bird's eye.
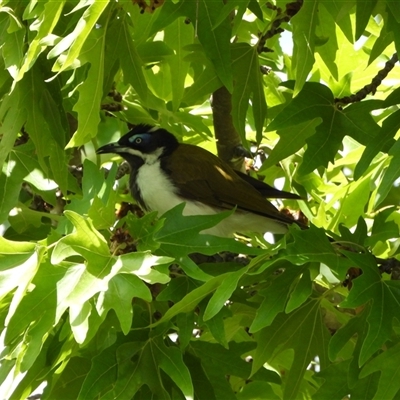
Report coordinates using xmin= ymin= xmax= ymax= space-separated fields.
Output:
xmin=135 ymin=137 xmax=142 ymax=144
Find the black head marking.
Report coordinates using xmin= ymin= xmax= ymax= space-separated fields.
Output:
xmin=118 ymin=125 xmax=179 ymax=156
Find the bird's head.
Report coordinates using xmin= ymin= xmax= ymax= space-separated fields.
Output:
xmin=96 ymin=125 xmax=179 ymax=164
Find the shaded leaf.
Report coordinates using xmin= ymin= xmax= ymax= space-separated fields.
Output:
xmin=360 ymin=342 xmax=400 ymax=399
xmin=355 ymin=0 xmax=378 ymax=40
xmin=268 ymin=82 xmax=380 ymax=175
xmin=204 ymin=267 xmax=248 ymax=321
xmin=252 ymin=299 xmax=330 ymax=399
xmin=291 ymin=0 xmax=318 ymax=94
xmin=231 ymin=43 xmax=267 ymax=141
xmin=355 ymin=108 xmax=400 ymax=179
xmin=262 ymin=118 xmax=320 ymax=169
xmin=340 ymin=251 xmax=400 ymax=365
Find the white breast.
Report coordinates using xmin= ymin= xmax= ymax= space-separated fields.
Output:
xmin=135 ymin=161 xmax=288 ymax=237
xmin=136 ymin=161 xmax=185 ymax=215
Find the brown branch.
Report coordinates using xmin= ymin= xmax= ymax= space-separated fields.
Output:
xmin=132 ymin=0 xmax=164 ymax=14
xmin=335 ymin=53 xmax=399 ymax=106
xmin=211 ymin=86 xmax=248 ymax=172
xmin=257 ymin=0 xmax=304 ymax=54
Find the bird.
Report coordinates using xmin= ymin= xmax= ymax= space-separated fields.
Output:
xmin=96 ymin=124 xmax=304 ymax=237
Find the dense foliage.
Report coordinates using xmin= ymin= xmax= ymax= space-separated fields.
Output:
xmin=0 ymin=0 xmax=400 ymax=398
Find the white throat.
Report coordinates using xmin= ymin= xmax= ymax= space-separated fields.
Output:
xmin=122 ymin=146 xmax=165 ymax=165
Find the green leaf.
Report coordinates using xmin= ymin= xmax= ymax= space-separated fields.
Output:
xmin=250 ymin=264 xmax=308 ymax=332
xmin=87 ymin=163 xmax=118 ymax=230
xmin=182 ymin=0 xmax=233 ymax=92
xmin=285 ymin=268 xmax=313 ymax=313
xmin=96 ymin=274 xmax=151 ymax=334
xmin=320 ymin=0 xmax=354 ymax=43
xmin=137 ymin=41 xmax=174 ymax=63
xmin=360 ymin=342 xmax=400 ymax=399
xmin=269 ymin=82 xmax=380 ymax=175
xmin=125 ymin=211 xmax=163 ymax=253
xmin=102 ymin=342 xmax=145 ymax=399
xmin=8 ymin=338 xmax=50 ymax=400
xmin=190 ymin=340 xmax=280 ymax=400
xmin=182 ymin=62 xmax=221 ymax=106
xmin=231 ymin=43 xmax=267 ymax=141
xmin=0 ymin=153 xmax=25 ymax=224
xmin=52 ymin=211 xmax=171 ymax=342
xmin=12 ymin=145 xmax=58 ymax=191
xmin=367 ymin=207 xmax=399 ymax=245
xmin=114 ymin=13 xmax=148 ymax=102
xmin=56 ymin=159 xmax=116 ymax=232
xmin=5 ymin=260 xmax=65 ymax=371
xmin=153 ymin=338 xmax=194 ymax=399
xmin=68 ymin=29 xmax=107 ymax=148
xmin=355 ymin=0 xmax=378 ymax=41
xmin=48 ymin=1 xmax=109 ymax=73
xmin=17 ymin=0 xmax=66 ymax=81
xmin=149 ymin=0 xmax=191 ymax=36
xmin=189 ymin=341 xmax=259 ymax=400
xmin=155 ymin=271 xmax=239 ymax=326
xmin=119 ymin=252 xmax=172 ymax=285
xmin=77 ymin=345 xmax=118 ymax=399
xmin=327 ymin=167 xmax=379 ymax=230
xmin=204 ymin=267 xmax=248 ymax=321
xmin=152 ymin=0 xmax=233 ymax=92
xmin=368 ymin=21 xmax=394 ymax=65
xmin=106 ymin=336 xmax=193 ymax=399
xmin=355 ymin=108 xmax=400 ymax=180
xmin=176 ymin=312 xmax=195 ymax=350
xmin=313 ymin=359 xmax=352 ymax=400
xmin=203 ymin=309 xmax=229 ymax=349
xmin=15 ymin=66 xmax=68 ymax=178
xmin=387 ymin=11 xmax=400 ymax=61
xmin=316 ymin=3 xmax=339 ymax=80
xmin=262 ymin=118 xmax=321 ymax=169
xmin=52 ymin=210 xmax=110 ymax=266
xmin=238 ymin=382 xmax=279 ymax=400
xmin=157 ymin=276 xmax=199 ymax=303
xmin=49 ymin=357 xmax=92 ymax=400
xmin=291 ymin=0 xmax=318 ymax=94
xmin=314 ymin=357 xmax=380 ymax=399
xmin=0 ymin=87 xmax=26 ymax=171
xmin=0 ymin=237 xmax=37 ymax=300
xmin=164 ymin=18 xmax=193 ymax=111
xmin=1 ymin=14 xmax=25 ymax=79
xmin=155 ymin=204 xmax=262 ymax=258
xmin=285 ymin=225 xmax=352 ymax=277
xmin=184 ymin=353 xmax=218 ymax=400
xmin=340 ymin=251 xmax=400 ymax=365
xmin=248 ymin=0 xmax=263 ymax=20
xmin=252 ymin=299 xmax=330 ymax=399
xmin=376 ymin=137 xmax=400 ymax=207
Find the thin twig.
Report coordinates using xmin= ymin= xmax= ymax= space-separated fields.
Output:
xmin=257 ymin=0 xmax=304 ymax=54
xmin=335 ymin=53 xmax=398 ymax=106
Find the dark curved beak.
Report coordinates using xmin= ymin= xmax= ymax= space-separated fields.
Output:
xmin=96 ymin=142 xmax=122 ymax=155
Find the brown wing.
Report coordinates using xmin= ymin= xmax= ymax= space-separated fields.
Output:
xmin=162 ymin=144 xmax=297 ymax=226
xmin=235 ymin=170 xmax=302 ymax=200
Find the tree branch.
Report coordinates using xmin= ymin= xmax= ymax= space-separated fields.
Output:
xmin=335 ymin=53 xmax=398 ymax=106
xmin=211 ymin=86 xmax=248 ymax=172
xmin=257 ymin=0 xmax=304 ymax=54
